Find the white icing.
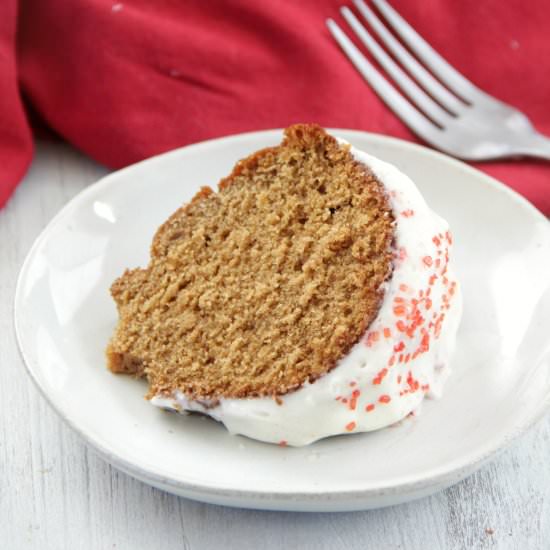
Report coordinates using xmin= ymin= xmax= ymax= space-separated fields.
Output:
xmin=151 ymin=142 xmax=463 ymax=446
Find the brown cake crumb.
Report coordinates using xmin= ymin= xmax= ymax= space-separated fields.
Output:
xmin=106 ymin=124 xmax=395 ymax=400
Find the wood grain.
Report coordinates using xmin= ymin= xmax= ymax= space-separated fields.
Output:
xmin=1 ymin=140 xmax=548 ymax=550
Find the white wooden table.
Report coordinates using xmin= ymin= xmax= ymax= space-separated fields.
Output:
xmin=2 ymin=139 xmax=549 ymax=550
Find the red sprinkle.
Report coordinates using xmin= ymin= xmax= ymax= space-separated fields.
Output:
xmin=379 ymin=395 xmax=391 ymax=404
xmin=279 ymin=440 xmax=288 ymax=447
xmin=366 ymin=404 xmax=375 ymax=412
xmin=394 ymin=341 xmax=405 ymax=352
xmin=388 ymin=355 xmax=396 ymax=367
xmin=419 ymin=332 xmax=430 ymax=353
xmin=401 ymin=209 xmax=415 ymax=217
xmin=434 ymin=313 xmax=446 ymax=337
xmin=345 ymin=421 xmax=356 ymax=432
xmin=423 ymin=256 xmax=433 ymax=267
xmin=393 ymin=305 xmax=407 ymax=316
xmin=383 ymin=327 xmax=392 ymax=338
xmin=366 ymin=331 xmax=380 ymax=347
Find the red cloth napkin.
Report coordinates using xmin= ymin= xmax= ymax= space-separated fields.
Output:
xmin=2 ymin=0 xmax=549 ymax=213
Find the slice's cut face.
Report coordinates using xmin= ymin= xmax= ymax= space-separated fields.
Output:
xmin=107 ymin=124 xmax=395 ymax=399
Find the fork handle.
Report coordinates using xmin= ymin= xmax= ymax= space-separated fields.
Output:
xmin=515 ymin=133 xmax=550 ymax=161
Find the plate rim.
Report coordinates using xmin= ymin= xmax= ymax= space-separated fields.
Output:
xmin=14 ymin=128 xmax=550 ymax=509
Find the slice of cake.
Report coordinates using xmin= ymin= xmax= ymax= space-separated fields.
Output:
xmin=107 ymin=124 xmax=462 ymax=446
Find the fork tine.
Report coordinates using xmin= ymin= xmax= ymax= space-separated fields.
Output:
xmin=341 ymin=7 xmax=451 ymax=127
xmin=372 ymin=0 xmax=481 ymax=103
xmin=353 ymin=0 xmax=465 ymax=115
xmin=326 ymin=18 xmax=439 ymax=141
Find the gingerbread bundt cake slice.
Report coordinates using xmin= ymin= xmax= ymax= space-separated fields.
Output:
xmin=106 ymin=124 xmax=462 ymax=446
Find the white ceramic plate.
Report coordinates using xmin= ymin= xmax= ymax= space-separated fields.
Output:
xmin=15 ymin=130 xmax=550 ymax=512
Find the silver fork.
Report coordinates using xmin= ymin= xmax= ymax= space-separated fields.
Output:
xmin=327 ymin=0 xmax=550 ymax=161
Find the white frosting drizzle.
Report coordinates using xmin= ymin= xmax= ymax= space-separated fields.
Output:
xmin=151 ymin=143 xmax=463 ymax=446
